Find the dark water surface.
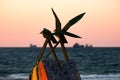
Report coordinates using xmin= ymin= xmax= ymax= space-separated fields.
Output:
xmin=0 ymin=47 xmax=120 ymax=80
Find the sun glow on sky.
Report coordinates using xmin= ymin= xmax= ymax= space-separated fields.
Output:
xmin=0 ymin=0 xmax=120 ymax=47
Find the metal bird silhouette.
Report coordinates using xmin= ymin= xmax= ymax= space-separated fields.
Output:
xmin=51 ymin=8 xmax=85 ymax=43
xmin=29 ymin=9 xmax=86 ymax=80
xmin=51 ymin=8 xmax=85 ymax=61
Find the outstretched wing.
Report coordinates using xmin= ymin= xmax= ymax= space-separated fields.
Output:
xmin=51 ymin=8 xmax=61 ymax=33
xmin=63 ymin=32 xmax=81 ymax=38
xmin=62 ymin=12 xmax=86 ymax=32
xmin=52 ymin=8 xmax=67 ymax=43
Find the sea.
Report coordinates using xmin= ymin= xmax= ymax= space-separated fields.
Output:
xmin=0 ymin=47 xmax=120 ymax=80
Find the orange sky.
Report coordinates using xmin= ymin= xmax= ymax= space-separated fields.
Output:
xmin=0 ymin=0 xmax=120 ymax=47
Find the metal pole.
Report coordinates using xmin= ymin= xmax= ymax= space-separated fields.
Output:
xmin=35 ymin=39 xmax=49 ymax=65
xmin=60 ymin=42 xmax=69 ymax=61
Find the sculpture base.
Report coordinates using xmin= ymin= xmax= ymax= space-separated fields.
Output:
xmin=30 ymin=60 xmax=81 ymax=80
xmin=44 ymin=60 xmax=81 ymax=80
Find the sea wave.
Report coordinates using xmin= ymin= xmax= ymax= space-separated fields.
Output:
xmin=0 ymin=73 xmax=29 ymax=80
xmin=7 ymin=73 xmax=29 ymax=79
xmin=0 ymin=73 xmax=120 ymax=80
xmin=81 ymin=74 xmax=120 ymax=80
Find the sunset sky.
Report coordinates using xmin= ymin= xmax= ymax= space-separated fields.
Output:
xmin=0 ymin=0 xmax=120 ymax=47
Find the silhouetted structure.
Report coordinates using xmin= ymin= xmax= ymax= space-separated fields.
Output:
xmin=30 ymin=44 xmax=37 ymax=48
xmin=73 ymin=43 xmax=93 ymax=48
xmin=29 ymin=8 xmax=85 ymax=80
xmin=73 ymin=43 xmax=84 ymax=48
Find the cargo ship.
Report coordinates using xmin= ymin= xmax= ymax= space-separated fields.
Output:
xmin=30 ymin=44 xmax=37 ymax=48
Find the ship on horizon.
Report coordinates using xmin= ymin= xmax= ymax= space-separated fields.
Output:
xmin=73 ymin=43 xmax=93 ymax=48
xmin=29 ymin=44 xmax=37 ymax=48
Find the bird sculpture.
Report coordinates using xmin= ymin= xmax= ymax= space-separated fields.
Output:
xmin=29 ymin=8 xmax=85 ymax=80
